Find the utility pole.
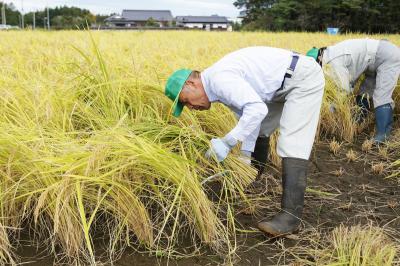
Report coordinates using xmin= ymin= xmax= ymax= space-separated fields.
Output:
xmin=21 ymin=0 xmax=24 ymax=29
xmin=1 ymin=3 xmax=6 ymax=25
xmin=33 ymin=11 xmax=35 ymax=30
xmin=47 ymin=7 xmax=50 ymax=30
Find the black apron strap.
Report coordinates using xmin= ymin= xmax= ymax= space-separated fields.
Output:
xmin=279 ymin=54 xmax=300 ymax=90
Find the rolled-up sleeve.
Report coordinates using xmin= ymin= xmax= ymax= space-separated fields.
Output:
xmin=211 ymin=72 xmax=268 ymax=142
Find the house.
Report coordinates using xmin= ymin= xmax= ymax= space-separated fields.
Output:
xmin=176 ymin=15 xmax=231 ymax=31
xmin=105 ymin=10 xmax=174 ymax=28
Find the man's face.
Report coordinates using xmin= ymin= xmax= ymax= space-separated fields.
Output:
xmin=178 ymin=78 xmax=211 ymax=111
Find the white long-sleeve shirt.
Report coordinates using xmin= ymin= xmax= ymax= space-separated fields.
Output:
xmin=322 ymin=38 xmax=379 ymax=93
xmin=201 ymin=46 xmax=293 ymax=147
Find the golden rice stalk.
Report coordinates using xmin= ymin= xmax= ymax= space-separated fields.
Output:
xmin=346 ymin=149 xmax=357 ymax=162
xmin=329 ymin=140 xmax=342 ymax=156
xmin=371 ymin=162 xmax=386 ymax=175
xmin=0 ymin=224 xmax=15 ymax=265
xmin=318 ymin=225 xmax=397 ymax=266
xmin=362 ymin=139 xmax=374 ymax=153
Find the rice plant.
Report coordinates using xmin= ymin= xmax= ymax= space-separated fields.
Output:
xmin=388 ymin=129 xmax=400 ymax=180
xmin=0 ymin=31 xmax=257 ymax=264
xmin=314 ymin=225 xmax=398 ymax=266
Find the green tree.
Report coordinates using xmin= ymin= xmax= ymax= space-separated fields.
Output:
xmin=95 ymin=14 xmax=110 ymax=26
xmin=145 ymin=17 xmax=159 ymax=27
xmin=235 ymin=0 xmax=400 ymax=33
xmin=0 ymin=2 xmax=21 ymax=26
xmin=24 ymin=5 xmax=96 ymax=29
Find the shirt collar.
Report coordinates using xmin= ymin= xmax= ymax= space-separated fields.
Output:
xmin=200 ymin=69 xmax=218 ymax=102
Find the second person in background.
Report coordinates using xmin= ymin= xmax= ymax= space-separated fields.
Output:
xmin=307 ymin=38 xmax=400 ymax=143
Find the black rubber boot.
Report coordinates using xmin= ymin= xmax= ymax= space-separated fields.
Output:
xmin=251 ymin=136 xmax=269 ymax=177
xmin=258 ymin=157 xmax=308 ymax=236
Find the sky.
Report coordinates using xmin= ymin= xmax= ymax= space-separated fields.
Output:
xmin=7 ymin=0 xmax=240 ymax=17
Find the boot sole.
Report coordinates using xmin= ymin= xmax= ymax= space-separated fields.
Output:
xmin=258 ymin=223 xmax=299 ymax=238
xmin=258 ymin=225 xmax=287 ymax=237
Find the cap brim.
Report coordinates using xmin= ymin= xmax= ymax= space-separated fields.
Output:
xmin=172 ymin=101 xmax=184 ymax=117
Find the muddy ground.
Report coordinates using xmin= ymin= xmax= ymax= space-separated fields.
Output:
xmin=17 ymin=136 xmax=400 ymax=265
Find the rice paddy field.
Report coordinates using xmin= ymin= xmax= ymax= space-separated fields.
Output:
xmin=0 ymin=31 xmax=399 ymax=265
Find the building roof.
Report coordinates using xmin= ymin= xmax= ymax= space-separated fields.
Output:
xmin=176 ymin=15 xmax=229 ymax=23
xmin=104 ymin=14 xmax=124 ymax=21
xmin=121 ymin=10 xmax=173 ymax=22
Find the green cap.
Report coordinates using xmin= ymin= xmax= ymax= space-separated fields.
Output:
xmin=165 ymin=69 xmax=192 ymax=117
xmin=306 ymin=47 xmax=319 ymax=61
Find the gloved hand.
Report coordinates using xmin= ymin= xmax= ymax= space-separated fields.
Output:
xmin=205 ymin=135 xmax=237 ymax=162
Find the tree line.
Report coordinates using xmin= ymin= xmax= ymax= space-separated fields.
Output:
xmin=0 ymin=2 xmax=107 ymax=29
xmin=234 ymin=0 xmax=400 ymax=33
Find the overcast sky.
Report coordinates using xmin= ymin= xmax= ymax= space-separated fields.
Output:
xmin=7 ymin=0 xmax=240 ymax=17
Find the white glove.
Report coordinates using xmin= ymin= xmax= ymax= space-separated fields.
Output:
xmin=205 ymin=135 xmax=237 ymax=162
